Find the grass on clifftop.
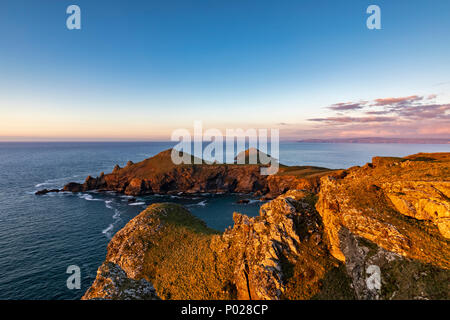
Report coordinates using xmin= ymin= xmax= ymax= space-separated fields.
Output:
xmin=276 ymin=165 xmax=334 ymax=177
xmin=153 ymin=203 xmax=218 ymax=235
xmin=136 ymin=203 xmax=235 ymax=300
xmin=115 ymin=148 xmax=336 ymax=179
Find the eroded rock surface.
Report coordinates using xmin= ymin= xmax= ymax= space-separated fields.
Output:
xmin=82 ymin=262 xmax=159 ymax=300
xmin=84 ymin=192 xmax=348 ymax=300
xmin=37 ymin=149 xmax=333 ymax=198
xmin=316 ymin=153 xmax=450 ymax=270
xmin=83 ymin=152 xmax=450 ymax=300
xmin=211 ymin=190 xmax=330 ymax=300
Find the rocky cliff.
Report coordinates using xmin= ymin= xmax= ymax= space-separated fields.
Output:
xmin=83 ymin=152 xmax=450 ymax=300
xmin=316 ymin=152 xmax=450 ymax=299
xmin=36 ymin=149 xmax=333 ymax=198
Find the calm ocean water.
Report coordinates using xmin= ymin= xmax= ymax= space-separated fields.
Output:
xmin=0 ymin=142 xmax=448 ymax=299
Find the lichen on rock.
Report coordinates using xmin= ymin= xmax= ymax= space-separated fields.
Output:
xmin=82 ymin=262 xmax=159 ymax=300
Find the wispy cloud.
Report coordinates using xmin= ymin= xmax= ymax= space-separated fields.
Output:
xmin=328 ymin=102 xmax=366 ymax=111
xmin=308 ymin=116 xmax=396 ymax=123
xmin=373 ymin=95 xmax=423 ymax=106
xmin=396 ymin=103 xmax=450 ymax=119
xmin=300 ymin=94 xmax=450 ymax=139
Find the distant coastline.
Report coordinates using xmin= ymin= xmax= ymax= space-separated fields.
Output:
xmin=297 ymin=137 xmax=450 ymax=144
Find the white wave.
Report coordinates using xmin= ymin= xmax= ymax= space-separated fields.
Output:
xmin=128 ymin=202 xmax=146 ymax=206
xmin=102 ymin=203 xmax=122 ymax=239
xmin=120 ymin=195 xmax=134 ymax=199
xmin=105 ymin=200 xmax=114 ymax=209
xmin=78 ymin=194 xmax=102 ymax=201
xmin=112 ymin=209 xmax=121 ymax=219
xmin=102 ymin=224 xmax=114 ymax=238
xmin=35 ymin=175 xmax=81 ymax=188
xmin=196 ymin=200 xmax=207 ymax=207
xmin=35 ymin=182 xmax=50 ymax=188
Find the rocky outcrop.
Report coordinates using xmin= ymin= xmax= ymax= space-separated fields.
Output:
xmin=316 ymin=153 xmax=450 ymax=267
xmin=382 ymin=180 xmax=450 ymax=238
xmin=82 ymin=262 xmax=159 ymax=300
xmin=34 ymin=188 xmax=60 ymax=195
xmin=316 ymin=153 xmax=450 ymax=299
xmin=211 ymin=190 xmax=326 ymax=300
xmin=265 ymin=174 xmax=323 ymax=196
xmin=337 ymin=228 xmax=449 ymax=300
xmin=36 ymin=149 xmax=333 ymax=198
xmin=84 ymin=191 xmax=349 ymax=300
xmin=83 ymin=152 xmax=450 ymax=300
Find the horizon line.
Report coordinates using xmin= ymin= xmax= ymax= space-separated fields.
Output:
xmin=0 ymin=138 xmax=449 ymax=144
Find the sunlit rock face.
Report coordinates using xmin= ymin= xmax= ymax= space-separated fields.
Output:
xmin=211 ymin=190 xmax=326 ymax=300
xmin=83 ymin=153 xmax=450 ymax=300
xmin=83 ymin=192 xmax=346 ymax=300
xmin=316 ymin=153 xmax=450 ymax=268
xmin=52 ymin=148 xmax=333 ymax=198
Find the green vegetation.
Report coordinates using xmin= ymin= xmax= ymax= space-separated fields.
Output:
xmin=276 ymin=165 xmax=333 ymax=177
xmin=312 ymin=264 xmax=356 ymax=300
xmin=282 ymin=238 xmax=355 ymax=300
xmin=132 ymin=204 xmax=233 ymax=300
xmin=155 ymin=203 xmax=218 ymax=235
xmin=380 ymin=259 xmax=450 ymax=300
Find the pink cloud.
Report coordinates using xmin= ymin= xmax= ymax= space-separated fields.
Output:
xmin=374 ymin=95 xmax=423 ymax=106
xmin=299 ymin=93 xmax=450 ymax=139
xmin=328 ymin=102 xmax=366 ymax=111
xmin=308 ymin=116 xmax=396 ymax=123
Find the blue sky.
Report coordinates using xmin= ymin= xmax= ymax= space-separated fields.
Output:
xmin=0 ymin=0 xmax=449 ymax=140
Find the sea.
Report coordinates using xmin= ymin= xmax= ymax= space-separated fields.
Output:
xmin=0 ymin=141 xmax=448 ymax=299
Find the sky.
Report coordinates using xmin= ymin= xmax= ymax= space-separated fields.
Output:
xmin=0 ymin=0 xmax=449 ymax=141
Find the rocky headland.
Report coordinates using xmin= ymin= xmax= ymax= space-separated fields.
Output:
xmin=82 ymin=152 xmax=449 ymax=300
xmin=36 ymin=148 xmax=334 ymax=199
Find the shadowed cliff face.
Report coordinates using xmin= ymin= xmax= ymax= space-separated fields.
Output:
xmin=83 ymin=192 xmax=351 ymax=300
xmin=47 ymin=149 xmax=333 ymax=198
xmin=83 ymin=153 xmax=450 ymax=300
